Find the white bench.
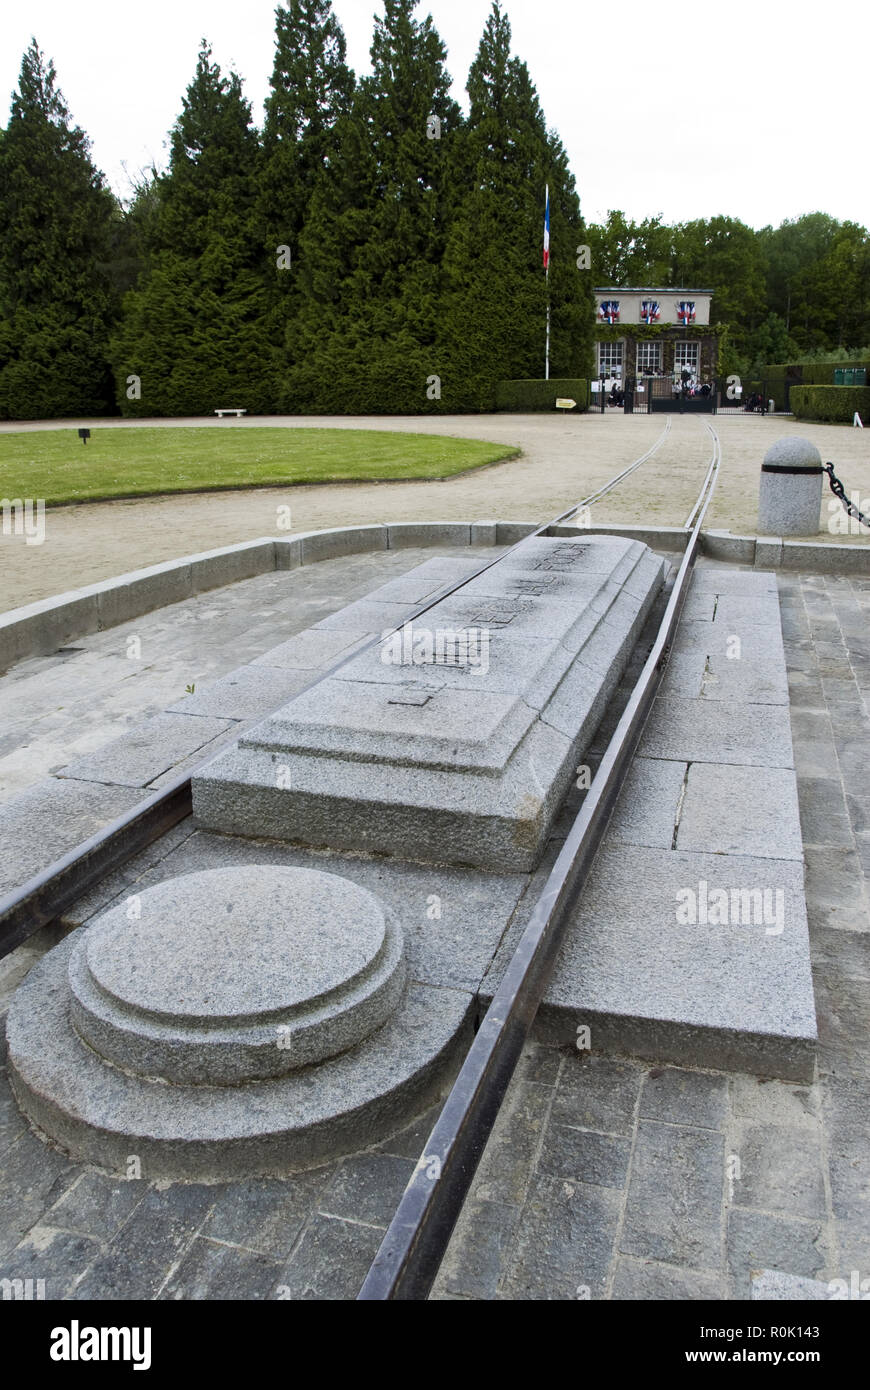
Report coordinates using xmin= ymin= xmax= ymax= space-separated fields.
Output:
xmin=214 ymin=409 xmax=247 ymax=419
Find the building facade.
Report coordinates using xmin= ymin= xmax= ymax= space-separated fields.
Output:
xmin=594 ymin=288 xmax=719 ymax=382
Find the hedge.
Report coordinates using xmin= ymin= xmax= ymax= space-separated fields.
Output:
xmin=495 ymin=378 xmax=588 ymax=412
xmin=790 ymin=385 xmax=870 ymax=423
xmin=763 ymin=360 xmax=870 ymax=386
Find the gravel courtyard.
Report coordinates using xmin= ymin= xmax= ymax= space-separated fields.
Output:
xmin=2 ymin=412 xmax=867 ymax=610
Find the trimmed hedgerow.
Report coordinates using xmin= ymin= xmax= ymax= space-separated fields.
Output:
xmin=790 ymin=385 xmax=870 ymax=423
xmin=494 ymin=378 xmax=588 ymax=412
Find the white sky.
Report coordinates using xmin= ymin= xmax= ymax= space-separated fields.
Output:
xmin=1 ymin=0 xmax=866 ymax=231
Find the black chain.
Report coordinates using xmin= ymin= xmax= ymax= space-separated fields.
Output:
xmin=824 ymin=462 xmax=870 ymax=531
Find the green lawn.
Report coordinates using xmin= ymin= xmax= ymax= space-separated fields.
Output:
xmin=0 ymin=427 xmax=520 ymax=506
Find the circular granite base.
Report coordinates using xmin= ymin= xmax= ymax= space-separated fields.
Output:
xmin=5 ymin=866 xmax=472 ymax=1180
xmin=67 ymin=867 xmax=405 ymax=1084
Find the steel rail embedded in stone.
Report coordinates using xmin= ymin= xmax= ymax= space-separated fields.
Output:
xmin=0 ymin=431 xmax=680 ymax=958
xmin=357 ymin=431 xmax=722 ymax=1302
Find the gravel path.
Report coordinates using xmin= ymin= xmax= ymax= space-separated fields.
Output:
xmin=1 ymin=412 xmax=867 ymax=610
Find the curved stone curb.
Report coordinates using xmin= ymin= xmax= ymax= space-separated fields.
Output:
xmin=4 ymin=519 xmax=868 ymax=676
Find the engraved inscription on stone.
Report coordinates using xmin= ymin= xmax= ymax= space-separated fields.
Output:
xmin=193 ymin=536 xmax=666 ymax=871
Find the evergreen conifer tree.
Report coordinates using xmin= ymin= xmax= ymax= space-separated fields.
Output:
xmin=438 ymin=3 xmax=593 ymax=410
xmin=0 ymin=40 xmax=119 ymax=419
xmin=111 ymin=41 xmax=268 ymax=416
xmin=285 ymin=0 xmax=460 ymax=413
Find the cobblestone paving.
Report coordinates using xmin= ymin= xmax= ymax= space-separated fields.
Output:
xmin=431 ymin=569 xmax=870 ymax=1300
xmin=0 ymin=565 xmax=868 ymax=1300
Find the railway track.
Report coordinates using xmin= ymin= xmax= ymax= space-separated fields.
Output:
xmin=0 ymin=420 xmax=721 ymax=1299
xmin=358 ymin=421 xmax=721 ymax=1299
xmin=0 ymin=417 xmax=681 ymax=952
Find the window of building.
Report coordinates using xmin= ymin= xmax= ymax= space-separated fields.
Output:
xmin=674 ymin=342 xmax=700 ymax=374
xmin=636 ymin=342 xmax=661 ymax=375
xmin=598 ymin=341 xmax=624 ymax=378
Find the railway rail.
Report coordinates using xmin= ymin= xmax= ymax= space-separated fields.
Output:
xmin=359 ymin=422 xmax=721 ymax=1299
xmin=0 ymin=419 xmax=721 ymax=1300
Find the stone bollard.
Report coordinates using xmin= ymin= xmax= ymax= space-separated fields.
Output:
xmin=758 ymin=437 xmax=824 ymax=536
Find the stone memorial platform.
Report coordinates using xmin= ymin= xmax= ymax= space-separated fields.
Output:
xmin=7 ymin=864 xmax=470 ymax=1179
xmin=193 ymin=536 xmax=667 ymax=870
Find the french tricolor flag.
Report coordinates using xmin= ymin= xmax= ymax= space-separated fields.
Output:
xmin=543 ymin=186 xmax=550 ymax=271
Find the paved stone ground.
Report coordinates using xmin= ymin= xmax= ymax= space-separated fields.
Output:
xmin=2 ymin=412 xmax=867 ymax=609
xmin=0 ymin=562 xmax=868 ymax=1300
xmin=431 ymin=567 xmax=870 ymax=1300
xmin=0 ymin=543 xmax=500 ymax=805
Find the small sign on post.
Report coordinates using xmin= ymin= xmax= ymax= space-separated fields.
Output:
xmin=854 ymin=413 xmax=864 ymax=428
xmin=556 ymin=398 xmax=577 ymax=411
xmin=78 ymin=428 xmax=90 ymax=445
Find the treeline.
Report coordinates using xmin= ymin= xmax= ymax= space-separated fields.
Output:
xmin=587 ymin=211 xmax=870 ymax=376
xmin=0 ymin=0 xmax=594 ymax=420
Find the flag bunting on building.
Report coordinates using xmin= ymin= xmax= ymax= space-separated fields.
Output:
xmin=641 ymin=300 xmax=661 ymax=324
xmin=543 ymin=187 xmax=550 ymax=270
xmin=677 ymin=301 xmax=696 ymax=324
xmin=598 ymin=300 xmax=620 ymax=324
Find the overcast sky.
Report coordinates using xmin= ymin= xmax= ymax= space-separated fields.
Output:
xmin=2 ymin=0 xmax=866 ymax=231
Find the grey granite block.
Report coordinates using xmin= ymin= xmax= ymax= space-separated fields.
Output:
xmin=606 ymin=757 xmax=687 ymax=849
xmin=675 ymin=763 xmax=803 ymax=860
xmin=194 ymin=537 xmax=664 ymax=870
xmin=537 ymin=844 xmax=817 ymax=1081
xmin=66 ymin=867 xmax=407 ymax=1084
xmin=0 ymin=1226 xmax=103 ymax=1301
xmin=160 ymin=1236 xmax=284 ymax=1301
xmin=536 ymin=1125 xmax=631 ymax=1189
xmin=386 ymin=522 xmax=471 ymax=549
xmin=755 ymin=537 xmax=783 ymax=567
xmin=692 ymin=568 xmax=778 ymax=594
xmin=612 ymin=1256 xmax=724 ymax=1300
xmin=188 ymin=539 xmax=275 ymax=593
xmin=619 ymin=1119 xmax=724 ymax=1268
xmin=639 ymin=696 xmax=794 ymax=769
xmin=57 ymin=713 xmax=235 ymax=788
xmin=727 ymin=1209 xmax=825 ymax=1298
xmin=751 ymin=1269 xmax=831 ymax=1300
xmin=199 ymin=1171 xmax=331 ymax=1259
xmin=252 ymin=630 xmax=373 ymax=671
xmin=729 ymin=1121 xmax=826 ymax=1220
xmin=275 ymin=1212 xmax=384 ymax=1300
xmin=502 ymin=1173 xmax=622 ymax=1300
xmin=638 ymin=1067 xmax=728 ymax=1131
xmin=471 ymin=521 xmax=499 ymax=546
xmin=166 ymin=664 xmax=312 ymax=720
xmin=7 ymin=929 xmax=473 ymax=1179
xmin=0 ymin=778 xmax=143 ymax=897
xmin=95 ymin=561 xmax=193 ymax=629
xmin=434 ymin=1198 xmax=521 ymax=1300
xmin=0 ymin=590 xmax=101 ymax=670
xmin=298 ymin=525 xmax=387 ymax=563
xmin=319 ymin=1153 xmax=416 ymax=1229
xmin=70 ymin=1183 xmax=217 ymax=1300
xmin=700 ymin=532 xmax=756 ymax=564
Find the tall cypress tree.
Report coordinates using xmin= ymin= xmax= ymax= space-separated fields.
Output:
xmin=439 ymin=3 xmax=593 ymax=410
xmin=0 ymin=40 xmax=119 ymax=419
xmin=285 ymin=0 xmax=460 ymax=413
xmin=111 ymin=41 xmax=268 ymax=416
xmin=261 ymin=1 xmax=355 ymax=404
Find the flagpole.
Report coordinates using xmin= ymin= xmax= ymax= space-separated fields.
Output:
xmin=544 ymin=185 xmax=550 ymax=381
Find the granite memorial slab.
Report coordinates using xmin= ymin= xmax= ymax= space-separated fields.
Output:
xmin=192 ymin=536 xmax=667 ymax=870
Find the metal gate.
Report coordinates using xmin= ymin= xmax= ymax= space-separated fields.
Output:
xmin=713 ymin=377 xmax=767 ymax=415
